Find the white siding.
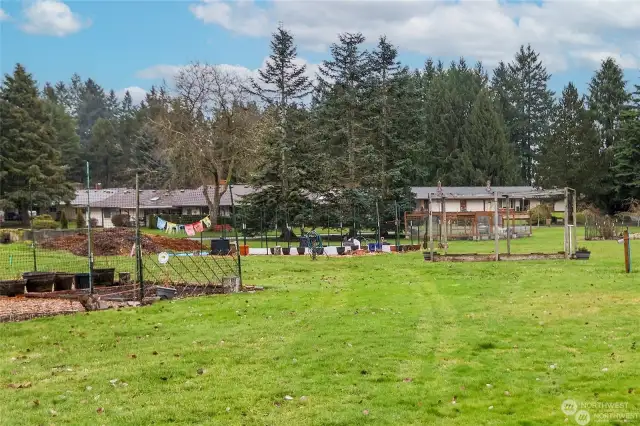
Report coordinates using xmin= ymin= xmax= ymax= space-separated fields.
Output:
xmin=466 ymin=200 xmax=485 ymax=212
xmin=554 ymin=200 xmax=566 ymax=212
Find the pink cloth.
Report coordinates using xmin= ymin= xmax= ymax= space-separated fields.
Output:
xmin=185 ymin=224 xmax=196 ymax=236
xmin=193 ymin=221 xmax=205 ymax=233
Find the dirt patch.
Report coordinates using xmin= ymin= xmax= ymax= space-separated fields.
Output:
xmin=40 ymin=228 xmax=202 ymax=256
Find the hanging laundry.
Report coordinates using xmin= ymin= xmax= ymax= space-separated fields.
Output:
xmin=156 ymin=217 xmax=167 ymax=230
xmin=193 ymin=221 xmax=205 ymax=233
xmin=166 ymin=222 xmax=178 ymax=234
xmin=201 ymin=216 xmax=212 ymax=228
xmin=185 ymin=224 xmax=196 ymax=236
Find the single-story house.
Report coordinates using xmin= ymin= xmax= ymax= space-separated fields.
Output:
xmin=64 ymin=185 xmax=255 ymax=228
xmin=411 ymin=186 xmax=567 ymax=213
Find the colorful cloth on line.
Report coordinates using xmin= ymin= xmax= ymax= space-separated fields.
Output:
xmin=193 ymin=221 xmax=205 ymax=233
xmin=201 ymin=216 xmax=212 ymax=228
xmin=156 ymin=217 xmax=167 ymax=230
xmin=185 ymin=224 xmax=196 ymax=236
xmin=166 ymin=222 xmax=178 ymax=234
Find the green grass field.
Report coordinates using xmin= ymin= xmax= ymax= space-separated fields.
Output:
xmin=1 ymin=228 xmax=639 ymax=425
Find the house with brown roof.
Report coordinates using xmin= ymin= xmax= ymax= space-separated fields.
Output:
xmin=65 ymin=185 xmax=256 ymax=228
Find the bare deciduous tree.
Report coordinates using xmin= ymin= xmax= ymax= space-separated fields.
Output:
xmin=150 ymin=62 xmax=275 ymax=226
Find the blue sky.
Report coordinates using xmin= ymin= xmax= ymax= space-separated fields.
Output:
xmin=1 ymin=0 xmax=638 ymax=104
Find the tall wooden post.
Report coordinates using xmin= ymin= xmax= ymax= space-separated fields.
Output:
xmin=442 ymin=196 xmax=447 ymax=254
xmin=572 ymin=189 xmax=577 ymax=257
xmin=494 ymin=192 xmax=499 ymax=261
xmin=564 ymin=188 xmax=569 ymax=259
xmin=623 ymin=229 xmax=631 ymax=273
xmin=429 ymin=195 xmax=434 ymax=261
xmin=506 ymin=196 xmax=511 ymax=255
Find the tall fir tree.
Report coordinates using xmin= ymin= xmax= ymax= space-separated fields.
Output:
xmin=314 ymin=32 xmax=369 ymax=190
xmin=457 ymin=88 xmax=518 ymax=185
xmin=587 ymin=58 xmax=629 ymax=149
xmin=506 ymin=44 xmax=555 ymax=184
xmin=0 ymin=64 xmax=73 ymax=224
xmin=245 ymin=24 xmax=314 ymax=228
xmin=537 ymin=82 xmax=601 ymax=197
xmin=612 ymin=84 xmax=640 ymax=205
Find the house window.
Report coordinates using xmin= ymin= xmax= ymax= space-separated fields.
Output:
xmin=460 ymin=200 xmax=467 ymax=212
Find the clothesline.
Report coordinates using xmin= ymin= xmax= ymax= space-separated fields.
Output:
xmin=156 ymin=215 xmax=212 ymax=236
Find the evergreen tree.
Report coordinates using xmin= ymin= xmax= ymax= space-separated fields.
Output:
xmin=245 ymin=24 xmax=314 ymax=227
xmin=507 ymin=44 xmax=555 ymax=184
xmin=0 ymin=64 xmax=73 ymax=225
xmin=89 ymin=118 xmax=121 ymax=188
xmin=612 ymin=85 xmax=640 ymax=204
xmin=537 ymin=83 xmax=601 ymax=196
xmin=458 ymin=88 xmax=518 ymax=185
xmin=314 ymin=32 xmax=369 ymax=189
xmin=587 ymin=58 xmax=629 ymax=149
xmin=42 ymin=98 xmax=82 ymax=182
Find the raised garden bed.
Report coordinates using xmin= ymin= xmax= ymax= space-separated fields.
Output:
xmin=0 ymin=280 xmax=26 ymax=297
xmin=22 ymin=272 xmax=55 ymax=293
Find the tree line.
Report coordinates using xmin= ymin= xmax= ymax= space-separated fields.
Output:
xmin=1 ymin=25 xmax=639 ymax=228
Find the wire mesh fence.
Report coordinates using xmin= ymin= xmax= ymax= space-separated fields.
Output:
xmin=0 ymin=226 xmax=240 ymax=322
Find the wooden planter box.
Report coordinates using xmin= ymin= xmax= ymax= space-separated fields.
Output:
xmin=22 ymin=272 xmax=55 ymax=293
xmin=0 ymin=279 xmax=26 ymax=296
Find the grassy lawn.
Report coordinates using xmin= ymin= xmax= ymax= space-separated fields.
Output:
xmin=1 ymin=228 xmax=639 ymax=424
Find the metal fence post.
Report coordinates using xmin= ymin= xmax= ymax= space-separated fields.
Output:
xmin=229 ymin=184 xmax=242 ymax=283
xmin=86 ymin=161 xmax=94 ymax=294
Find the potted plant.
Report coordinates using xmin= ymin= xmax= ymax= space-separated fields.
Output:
xmin=282 ymin=247 xmax=291 ymax=255
xmin=336 ymin=246 xmax=346 ymax=255
xmin=574 ymin=247 xmax=591 ymax=260
xmin=296 ymin=246 xmax=306 ymax=255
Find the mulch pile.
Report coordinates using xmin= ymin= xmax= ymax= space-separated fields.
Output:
xmin=40 ymin=228 xmax=202 ymax=256
xmin=0 ymin=295 xmax=84 ymax=322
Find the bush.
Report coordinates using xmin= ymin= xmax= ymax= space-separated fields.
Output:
xmin=111 ymin=214 xmax=130 ymax=227
xmin=76 ymin=210 xmax=86 ymax=228
xmin=148 ymin=214 xmax=158 ymax=230
xmin=60 ymin=211 xmax=69 ymax=229
xmin=90 ymin=218 xmax=98 ymax=228
xmin=31 ymin=216 xmax=59 ymax=229
xmin=529 ymin=204 xmax=552 ymax=225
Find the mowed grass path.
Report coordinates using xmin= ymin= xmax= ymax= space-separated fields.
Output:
xmin=1 ymin=228 xmax=639 ymax=425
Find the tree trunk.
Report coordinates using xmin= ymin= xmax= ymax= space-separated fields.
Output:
xmin=20 ymin=204 xmax=30 ymax=227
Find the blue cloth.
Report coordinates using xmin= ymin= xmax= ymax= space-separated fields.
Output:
xmin=156 ymin=217 xmax=167 ymax=230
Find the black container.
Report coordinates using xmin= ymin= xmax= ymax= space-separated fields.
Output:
xmin=93 ymin=268 xmax=115 ymax=286
xmin=282 ymin=247 xmax=291 ymax=255
xmin=54 ymin=273 xmax=75 ymax=291
xmin=574 ymin=251 xmax=591 ymax=260
xmin=75 ymin=273 xmax=90 ymax=289
xmin=0 ymin=279 xmax=26 ymax=296
xmin=297 ymin=247 xmax=306 ymax=255
xmin=313 ymin=247 xmax=324 ymax=255
xmin=337 ymin=247 xmax=346 ymax=255
xmin=22 ymin=272 xmax=55 ymax=293
xmin=211 ymin=239 xmax=231 ymax=255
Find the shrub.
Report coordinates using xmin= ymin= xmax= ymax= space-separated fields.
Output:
xmin=529 ymin=204 xmax=552 ymax=225
xmin=148 ymin=214 xmax=158 ymax=230
xmin=90 ymin=218 xmax=98 ymax=228
xmin=31 ymin=216 xmax=59 ymax=229
xmin=60 ymin=211 xmax=69 ymax=229
xmin=76 ymin=210 xmax=86 ymax=228
xmin=111 ymin=214 xmax=130 ymax=228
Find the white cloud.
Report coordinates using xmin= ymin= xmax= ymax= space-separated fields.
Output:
xmin=188 ymin=0 xmax=640 ymax=72
xmin=116 ymin=86 xmax=148 ymax=106
xmin=137 ymin=57 xmax=320 ymax=84
xmin=21 ymin=0 xmax=89 ymax=36
xmin=0 ymin=8 xmax=10 ymax=21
